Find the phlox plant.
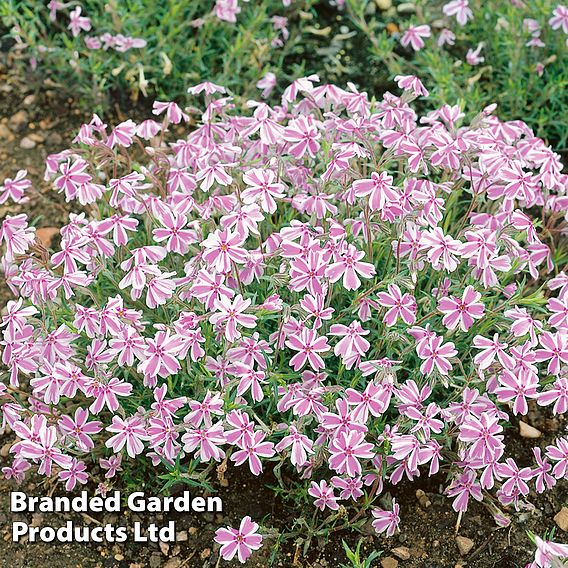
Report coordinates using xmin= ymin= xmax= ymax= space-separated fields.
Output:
xmin=1 ymin=76 xmax=568 ymax=564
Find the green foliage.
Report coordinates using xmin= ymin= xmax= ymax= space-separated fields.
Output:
xmin=341 ymin=539 xmax=382 ymax=568
xmin=2 ymin=1 xmax=567 ymax=149
xmin=0 ymin=0 xmax=318 ymax=108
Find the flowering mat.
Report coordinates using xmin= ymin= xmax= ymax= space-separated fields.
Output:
xmin=0 ymin=67 xmax=567 ymax=568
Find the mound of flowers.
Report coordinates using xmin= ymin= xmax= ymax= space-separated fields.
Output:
xmin=1 ymin=76 xmax=568 ymax=565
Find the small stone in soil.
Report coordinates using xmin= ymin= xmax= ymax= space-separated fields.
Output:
xmin=416 ymin=489 xmax=431 ymax=508
xmin=376 ymin=0 xmax=393 ymax=10
xmin=27 ymin=132 xmax=45 ymax=143
xmin=19 ymin=136 xmax=36 ymax=149
xmin=0 ymin=124 xmax=15 ymax=141
xmin=176 ymin=530 xmax=188 ymax=542
xmin=0 ymin=443 xmax=11 ymax=457
xmin=554 ymin=508 xmax=568 ymax=532
xmin=392 ymin=546 xmax=411 ymax=560
xmin=9 ymin=110 xmax=28 ymax=131
xmin=36 ymin=227 xmax=60 ymax=248
xmin=519 ymin=420 xmax=541 ymax=439
xmin=159 ymin=541 xmax=169 ymax=556
xmin=456 ymin=535 xmax=474 ymax=556
xmin=381 ymin=557 xmax=399 ymax=568
xmin=200 ymin=548 xmax=211 ymax=560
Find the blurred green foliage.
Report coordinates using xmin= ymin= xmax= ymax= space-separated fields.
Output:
xmin=1 ymin=0 xmax=567 ymax=149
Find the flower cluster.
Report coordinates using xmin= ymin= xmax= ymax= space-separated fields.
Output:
xmin=401 ymin=1 xmax=568 ymax=56
xmin=1 ymin=76 xmax=567 ymax=563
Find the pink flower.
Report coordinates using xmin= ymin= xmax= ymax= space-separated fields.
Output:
xmin=546 ymin=437 xmax=568 ymax=479
xmin=230 ymin=430 xmax=275 ymax=475
xmin=443 ymin=0 xmax=473 ymax=26
xmin=275 ymin=426 xmax=314 ymax=467
xmin=214 ymin=0 xmax=241 ymax=24
xmin=549 ymin=5 xmax=568 ymax=33
xmin=326 ymin=244 xmax=375 ymax=291
xmin=330 ymin=321 xmax=370 ymax=366
xmin=498 ymin=458 xmax=533 ymax=497
xmin=68 ymin=7 xmax=91 ymax=37
xmin=300 ymin=292 xmax=334 ymax=329
xmin=532 ymin=447 xmax=556 ymax=494
xmin=17 ymin=421 xmax=72 ymax=476
xmin=209 ymin=294 xmax=257 ymax=343
xmin=152 ymin=101 xmax=189 ymax=124
xmin=105 ymin=415 xmax=149 ymax=458
xmin=0 ymin=170 xmax=31 ymax=204
xmin=290 ymin=250 xmax=329 ymax=295
xmin=187 ymin=81 xmax=226 ymax=96
xmin=153 ymin=211 xmax=196 ymax=254
xmin=182 ymin=422 xmax=226 ymax=462
xmin=331 ymin=476 xmax=365 ymax=500
xmin=100 ymin=455 xmax=122 ymax=479
xmin=308 ymin=480 xmax=339 ymax=511
xmin=2 ymin=458 xmax=30 ymax=483
xmin=401 ymin=25 xmax=431 ymax=51
xmin=107 ymin=120 xmax=137 ymax=148
xmin=59 ymin=408 xmax=102 ymax=451
xmin=55 ymin=159 xmax=91 ymax=197
xmin=394 ymin=75 xmax=429 ymax=97
xmin=146 ymin=270 xmax=177 ymax=309
xmin=283 ymin=116 xmax=321 ymax=158
xmin=473 ymin=334 xmax=515 ymax=370
xmin=235 ymin=366 xmax=266 ymax=402
xmin=214 ymin=516 xmax=263 ymax=563
xmin=285 ymin=327 xmax=330 ymax=371
xmin=547 ymin=293 xmax=568 ymax=329
xmin=345 ymin=381 xmax=391 ymax=422
xmin=466 ymin=43 xmax=485 ymax=65
xmin=538 ymin=377 xmax=568 ymax=415
xmin=495 ymin=370 xmax=539 ymax=415
xmin=329 ymin=430 xmax=375 ymax=477
xmin=59 ymin=459 xmax=88 ymax=491
xmin=353 ymin=171 xmax=398 ymax=212
xmin=459 ymin=412 xmax=504 ymax=461
xmin=418 ymin=335 xmax=457 ymax=376
xmin=438 ymin=28 xmax=456 ymax=47
xmin=242 ymin=169 xmax=285 ymax=214
xmin=377 ymin=284 xmax=417 ymax=326
xmin=371 ymin=498 xmax=400 ymax=536
xmin=438 ymin=285 xmax=485 ymax=331
xmin=446 ymin=470 xmax=483 ymax=512
xmin=256 ymin=72 xmax=276 ymax=98
xmin=202 ymin=228 xmax=247 ymax=273
xmin=1 ymin=298 xmax=38 ymax=340
xmin=1 ymin=214 xmax=36 ymax=260
xmin=186 ymin=391 xmax=225 ymax=427
xmin=421 ymin=227 xmax=462 ymax=272
xmin=535 ymin=332 xmax=568 ymax=375
xmin=138 ymin=330 xmax=183 ymax=382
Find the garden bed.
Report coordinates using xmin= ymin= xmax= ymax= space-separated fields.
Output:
xmin=1 ymin=67 xmax=567 ymax=568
